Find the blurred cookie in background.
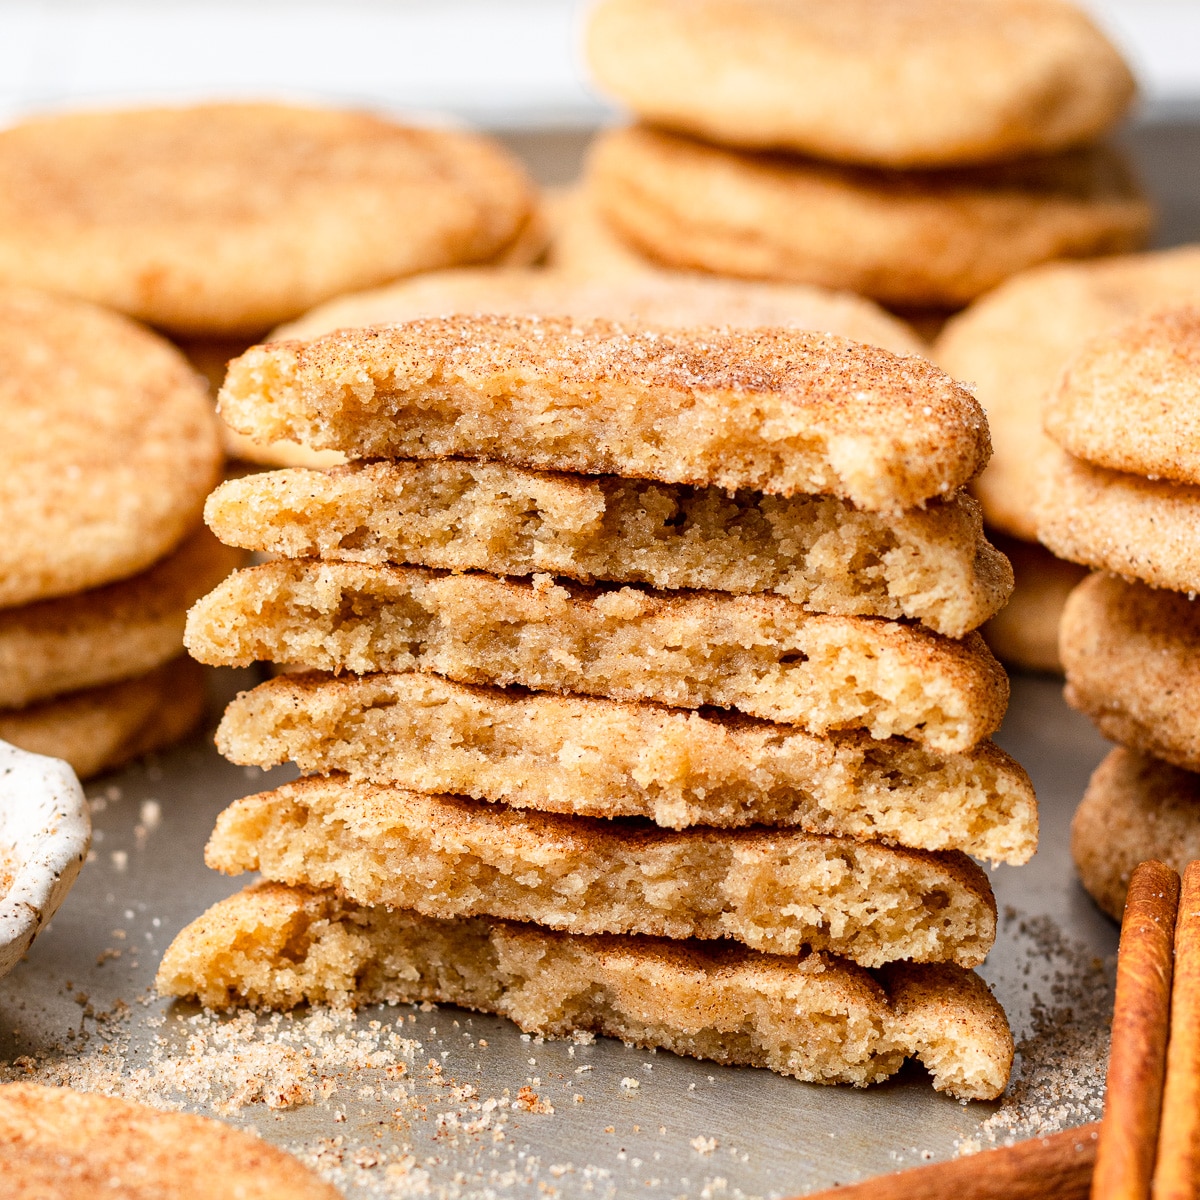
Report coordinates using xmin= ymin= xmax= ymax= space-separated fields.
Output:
xmin=0 ymin=103 xmax=539 ymax=338
xmin=587 ymin=0 xmax=1135 ymax=168
xmin=980 ymin=534 xmax=1087 ymax=674
xmin=269 ymin=266 xmax=926 ymax=353
xmin=586 ymin=127 xmax=1151 ymax=310
xmin=0 ymin=288 xmax=225 ymax=776
xmin=543 ymin=185 xmax=661 ymax=279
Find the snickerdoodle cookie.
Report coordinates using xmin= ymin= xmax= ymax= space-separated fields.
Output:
xmin=1072 ymin=747 xmax=1200 ymax=921
xmin=0 ymin=656 xmax=207 ymax=780
xmin=0 ymin=288 xmax=220 ymax=608
xmin=0 ymin=528 xmax=239 ymax=709
xmin=935 ymin=246 xmax=1200 ymax=541
xmin=215 ymin=672 xmax=1037 ymax=863
xmin=586 ymin=127 xmax=1150 ymax=308
xmin=587 ymin=0 xmax=1134 ymax=168
xmin=157 ymin=881 xmax=1013 ymax=1099
xmin=218 ymin=316 xmax=989 ymax=512
xmin=206 ymin=775 xmax=996 ymax=967
xmin=0 ymin=103 xmax=535 ymax=335
xmin=270 ymin=267 xmax=924 ymax=355
xmin=203 ymin=460 xmax=1009 ymax=636
xmin=1061 ymin=572 xmax=1200 ymax=773
xmin=185 ymin=562 xmax=1008 ymax=751
xmin=0 ymin=1081 xmax=338 ymax=1199
xmin=1037 ymin=447 xmax=1200 ymax=594
xmin=1044 ymin=306 xmax=1200 ymax=483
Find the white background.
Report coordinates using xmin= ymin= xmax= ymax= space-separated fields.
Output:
xmin=2 ymin=0 xmax=1199 ymax=131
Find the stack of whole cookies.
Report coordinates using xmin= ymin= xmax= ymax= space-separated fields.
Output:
xmin=1032 ymin=307 xmax=1200 ymax=914
xmin=577 ymin=0 xmax=1149 ymax=312
xmin=160 ymin=316 xmax=1034 ymax=1101
xmin=936 ymin=246 xmax=1200 ymax=671
xmin=0 ymin=102 xmax=540 ymax=469
xmin=0 ymin=288 xmax=228 ymax=778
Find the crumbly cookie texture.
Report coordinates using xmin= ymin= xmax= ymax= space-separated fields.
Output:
xmin=587 ymin=126 xmax=1150 ymax=309
xmin=206 ymin=775 xmax=997 ymax=968
xmin=185 ymin=562 xmax=1008 ymax=752
xmin=935 ymin=246 xmax=1200 ymax=542
xmin=217 ymin=671 xmax=1036 ymax=865
xmin=0 ymin=1081 xmax=339 ymax=1200
xmin=0 ymin=288 xmax=221 ymax=608
xmin=980 ymin=532 xmax=1087 ymax=675
xmin=1037 ymin=446 xmax=1200 ymax=594
xmin=0 ymin=656 xmax=207 ymax=781
xmin=1045 ymin=306 xmax=1200 ymax=485
xmin=204 ymin=461 xmax=1011 ymax=638
xmin=271 ymin=265 xmax=924 ymax=356
xmin=0 ymin=103 xmax=535 ymax=336
xmin=156 ymin=881 xmax=1013 ymax=1101
xmin=1072 ymin=747 xmax=1200 ymax=922
xmin=0 ymin=527 xmax=239 ymax=709
xmin=587 ymin=0 xmax=1134 ymax=168
xmin=218 ymin=315 xmax=989 ymax=513
xmin=1061 ymin=572 xmax=1200 ymax=773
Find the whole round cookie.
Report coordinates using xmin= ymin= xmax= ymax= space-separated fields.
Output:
xmin=1072 ymin=747 xmax=1200 ymax=921
xmin=1045 ymin=306 xmax=1200 ymax=483
xmin=1037 ymin=445 xmax=1200 ymax=594
xmin=980 ymin=533 xmax=1086 ymax=674
xmin=935 ymin=246 xmax=1200 ymax=541
xmin=272 ymin=266 xmax=925 ymax=355
xmin=587 ymin=126 xmax=1151 ymax=309
xmin=0 ymin=1081 xmax=339 ymax=1199
xmin=0 ymin=656 xmax=207 ymax=780
xmin=0 ymin=103 xmax=536 ymax=335
xmin=0 ymin=288 xmax=221 ymax=608
xmin=1061 ymin=572 xmax=1200 ymax=774
xmin=0 ymin=527 xmax=240 ymax=709
xmin=588 ymin=0 xmax=1135 ymax=168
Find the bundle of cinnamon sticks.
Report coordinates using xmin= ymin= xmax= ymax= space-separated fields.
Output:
xmin=797 ymin=858 xmax=1200 ymax=1200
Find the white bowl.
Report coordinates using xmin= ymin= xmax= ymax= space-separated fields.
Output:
xmin=0 ymin=740 xmax=91 ymax=979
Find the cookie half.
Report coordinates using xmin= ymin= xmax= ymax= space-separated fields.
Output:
xmin=0 ymin=1082 xmax=337 ymax=1199
xmin=186 ymin=562 xmax=1008 ymax=752
xmin=587 ymin=126 xmax=1151 ymax=309
xmin=1037 ymin=446 xmax=1200 ymax=594
xmin=0 ymin=103 xmax=535 ymax=335
xmin=0 ymin=656 xmax=207 ymax=780
xmin=587 ymin=0 xmax=1134 ymax=168
xmin=157 ymin=881 xmax=1012 ymax=1100
xmin=217 ymin=671 xmax=1037 ymax=864
xmin=218 ymin=315 xmax=989 ymax=513
xmin=204 ymin=461 xmax=1010 ymax=637
xmin=1072 ymin=747 xmax=1200 ymax=922
xmin=0 ymin=288 xmax=221 ymax=608
xmin=1061 ymin=572 xmax=1200 ymax=773
xmin=0 ymin=527 xmax=240 ymax=709
xmin=1044 ymin=306 xmax=1200 ymax=485
xmin=934 ymin=246 xmax=1200 ymax=541
xmin=207 ymin=774 xmax=996 ymax=968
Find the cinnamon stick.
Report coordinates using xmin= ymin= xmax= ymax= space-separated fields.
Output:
xmin=1152 ymin=860 xmax=1200 ymax=1200
xmin=792 ymin=1122 xmax=1099 ymax=1200
xmin=1092 ymin=859 xmax=1181 ymax=1200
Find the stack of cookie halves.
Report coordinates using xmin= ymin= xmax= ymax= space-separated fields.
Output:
xmin=1036 ymin=307 xmax=1200 ymax=916
xmin=578 ymin=0 xmax=1149 ymax=312
xmin=160 ymin=315 xmax=1034 ymax=1101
